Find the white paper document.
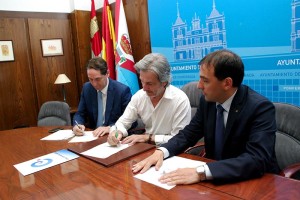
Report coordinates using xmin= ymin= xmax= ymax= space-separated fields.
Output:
xmin=81 ymin=142 xmax=129 ymax=159
xmin=14 ymin=149 xmax=79 ymax=176
xmin=134 ymin=156 xmax=206 ymax=190
xmin=68 ymin=131 xmax=97 ymax=143
xmin=41 ymin=130 xmax=74 ymax=140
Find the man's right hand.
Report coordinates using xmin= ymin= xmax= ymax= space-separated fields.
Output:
xmin=73 ymin=124 xmax=85 ymax=136
xmin=132 ymin=150 xmax=164 ymax=173
xmin=107 ymin=130 xmax=123 ymax=146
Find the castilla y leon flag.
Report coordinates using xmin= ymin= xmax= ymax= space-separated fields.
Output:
xmin=115 ymin=0 xmax=139 ymax=94
xmin=102 ymin=0 xmax=116 ymax=80
xmin=90 ymin=0 xmax=101 ymax=57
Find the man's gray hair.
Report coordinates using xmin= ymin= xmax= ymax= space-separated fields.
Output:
xmin=134 ymin=53 xmax=171 ymax=86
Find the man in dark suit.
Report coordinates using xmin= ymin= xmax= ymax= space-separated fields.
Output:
xmin=132 ymin=49 xmax=280 ymax=184
xmin=73 ymin=57 xmax=132 ymax=137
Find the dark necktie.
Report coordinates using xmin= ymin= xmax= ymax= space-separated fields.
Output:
xmin=96 ymin=91 xmax=103 ymax=127
xmin=215 ymin=104 xmax=225 ymax=160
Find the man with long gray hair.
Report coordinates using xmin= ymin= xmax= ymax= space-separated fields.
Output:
xmin=107 ymin=53 xmax=191 ymax=146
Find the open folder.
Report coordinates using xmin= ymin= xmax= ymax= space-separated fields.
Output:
xmin=67 ymin=136 xmax=155 ymax=167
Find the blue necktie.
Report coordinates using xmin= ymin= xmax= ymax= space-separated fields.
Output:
xmin=215 ymin=104 xmax=225 ymax=160
xmin=96 ymin=91 xmax=103 ymax=127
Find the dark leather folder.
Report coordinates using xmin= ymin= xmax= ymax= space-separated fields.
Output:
xmin=67 ymin=136 xmax=155 ymax=167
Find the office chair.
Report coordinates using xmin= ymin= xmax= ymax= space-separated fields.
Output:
xmin=182 ymin=81 xmax=205 ymax=148
xmin=37 ymin=101 xmax=71 ymax=126
xmin=181 ymin=81 xmax=202 ymax=118
xmin=274 ymin=102 xmax=300 ymax=179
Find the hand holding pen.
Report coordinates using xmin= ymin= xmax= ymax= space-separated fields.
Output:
xmin=73 ymin=120 xmax=85 ymax=136
xmin=115 ymin=126 xmax=121 ymax=146
xmin=108 ymin=126 xmax=122 ymax=146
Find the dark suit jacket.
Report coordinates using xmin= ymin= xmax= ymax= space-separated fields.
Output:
xmin=73 ymin=78 xmax=132 ymax=129
xmin=162 ymin=85 xmax=280 ymax=183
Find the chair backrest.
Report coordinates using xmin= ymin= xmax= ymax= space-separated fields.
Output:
xmin=37 ymin=101 xmax=71 ymax=126
xmin=181 ymin=81 xmax=202 ymax=118
xmin=274 ymin=102 xmax=300 ymax=170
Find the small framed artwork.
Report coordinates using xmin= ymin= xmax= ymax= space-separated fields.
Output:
xmin=41 ymin=38 xmax=64 ymax=57
xmin=0 ymin=40 xmax=15 ymax=62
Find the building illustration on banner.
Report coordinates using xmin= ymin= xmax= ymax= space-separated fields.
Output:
xmin=172 ymin=0 xmax=226 ymax=61
xmin=148 ymin=0 xmax=300 ymax=106
xmin=291 ymin=0 xmax=300 ymax=52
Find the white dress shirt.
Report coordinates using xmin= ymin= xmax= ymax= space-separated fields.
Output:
xmin=112 ymin=85 xmax=191 ymax=145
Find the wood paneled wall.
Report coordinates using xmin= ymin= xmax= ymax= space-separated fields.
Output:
xmin=70 ymin=10 xmax=91 ymax=93
xmin=0 ymin=0 xmax=151 ymax=130
xmin=0 ymin=17 xmax=37 ymax=129
xmin=0 ymin=12 xmax=79 ymax=130
xmin=27 ymin=18 xmax=78 ymax=108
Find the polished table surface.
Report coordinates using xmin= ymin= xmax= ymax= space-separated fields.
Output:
xmin=1 ymin=127 xmax=300 ymax=200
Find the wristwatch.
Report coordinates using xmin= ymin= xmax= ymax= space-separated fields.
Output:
xmin=196 ymin=166 xmax=206 ymax=181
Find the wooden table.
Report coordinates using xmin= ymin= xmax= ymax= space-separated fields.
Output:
xmin=1 ymin=127 xmax=299 ymax=199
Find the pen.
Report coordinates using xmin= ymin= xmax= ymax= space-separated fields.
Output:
xmin=115 ymin=126 xmax=118 ymax=138
xmin=74 ymin=120 xmax=81 ymax=130
xmin=74 ymin=120 xmax=84 ymax=136
xmin=114 ymin=126 xmax=120 ymax=146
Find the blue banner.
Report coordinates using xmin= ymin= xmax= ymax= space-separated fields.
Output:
xmin=148 ymin=0 xmax=300 ymax=106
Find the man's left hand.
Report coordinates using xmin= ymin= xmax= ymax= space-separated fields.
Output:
xmin=93 ymin=126 xmax=110 ymax=137
xmin=159 ymin=168 xmax=201 ymax=185
xmin=121 ymin=134 xmax=149 ymax=145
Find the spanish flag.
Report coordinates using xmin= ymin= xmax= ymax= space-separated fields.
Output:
xmin=101 ymin=0 xmax=116 ymax=79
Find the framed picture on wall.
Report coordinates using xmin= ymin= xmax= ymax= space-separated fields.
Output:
xmin=41 ymin=38 xmax=64 ymax=57
xmin=0 ymin=40 xmax=15 ymax=62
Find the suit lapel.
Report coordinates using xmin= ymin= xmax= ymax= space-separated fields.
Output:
xmin=223 ymin=85 xmax=247 ymax=143
xmin=205 ymin=102 xmax=217 ymax=156
xmin=89 ymin=86 xmax=98 ymax=123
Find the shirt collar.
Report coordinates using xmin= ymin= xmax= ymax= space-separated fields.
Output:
xmin=162 ymin=85 xmax=172 ymax=99
xmin=97 ymin=78 xmax=109 ymax=95
xmin=217 ymin=89 xmax=237 ymax=112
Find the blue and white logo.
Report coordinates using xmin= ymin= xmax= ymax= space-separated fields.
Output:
xmin=31 ymin=158 xmax=53 ymax=167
